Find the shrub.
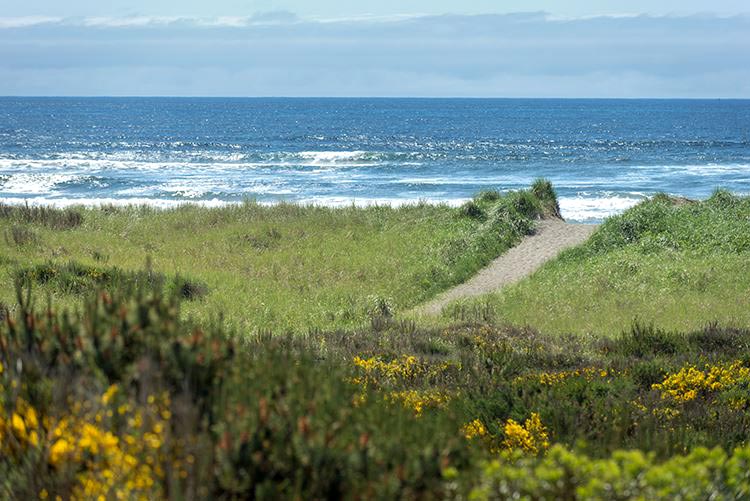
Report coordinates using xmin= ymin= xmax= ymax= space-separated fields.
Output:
xmin=16 ymin=262 xmax=166 ymax=295
xmin=0 ymin=286 xmax=474 ymax=499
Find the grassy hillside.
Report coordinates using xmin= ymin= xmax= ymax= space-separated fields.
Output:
xmin=445 ymin=190 xmax=750 ymax=335
xmin=0 ymin=183 xmax=557 ymax=333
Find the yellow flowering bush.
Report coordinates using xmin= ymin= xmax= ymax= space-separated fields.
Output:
xmin=387 ymin=389 xmax=451 ymax=416
xmin=1 ymin=384 xmax=169 ymax=500
xmin=653 ymin=361 xmax=750 ymax=403
xmin=501 ymin=413 xmax=550 ymax=454
xmin=461 ymin=413 xmax=550 ymax=455
xmin=515 ymin=367 xmax=617 ymax=386
xmin=462 ymin=419 xmax=488 ymax=441
xmin=0 ymin=397 xmax=41 ymax=453
xmin=353 ymin=355 xmax=423 ymax=382
xmin=351 ymin=354 xmax=456 ymax=415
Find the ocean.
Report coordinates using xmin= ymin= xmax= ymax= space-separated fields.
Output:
xmin=1 ymin=97 xmax=748 ymax=223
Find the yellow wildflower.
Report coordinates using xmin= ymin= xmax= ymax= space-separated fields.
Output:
xmin=462 ymin=419 xmax=488 ymax=441
xmin=502 ymin=412 xmax=549 ymax=454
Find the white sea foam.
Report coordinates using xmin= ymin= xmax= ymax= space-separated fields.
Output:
xmin=0 ymin=154 xmax=386 ymax=171
xmin=0 ymin=191 xmax=642 ymax=223
xmin=292 ymin=196 xmax=468 ymax=208
xmin=0 ymin=173 xmax=88 ymax=194
xmin=559 ymin=195 xmax=643 ymax=222
xmin=297 ymin=151 xmax=370 ymax=163
xmin=0 ymin=197 xmax=233 ymax=209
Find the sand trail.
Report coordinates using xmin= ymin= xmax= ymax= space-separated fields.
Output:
xmin=417 ymin=219 xmax=598 ymax=316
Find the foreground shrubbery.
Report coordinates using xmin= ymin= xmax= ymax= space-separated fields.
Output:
xmin=3 ymin=285 xmax=750 ymax=499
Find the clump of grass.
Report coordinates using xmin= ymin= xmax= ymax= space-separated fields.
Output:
xmin=475 ymin=190 xmax=502 ymax=203
xmin=0 ymin=202 xmax=83 ymax=229
xmin=460 ymin=200 xmax=485 ymax=220
xmin=16 ymin=261 xmax=209 ymax=301
xmin=240 ymin=227 xmax=282 ymax=250
xmin=4 ymin=225 xmax=39 ymax=246
xmin=91 ymin=250 xmax=109 ymax=263
xmin=707 ymin=188 xmax=740 ymax=209
xmin=531 ymin=178 xmax=561 ymax=219
xmin=16 ymin=261 xmax=167 ymax=296
xmin=171 ymin=276 xmax=209 ymax=301
xmin=616 ymin=321 xmax=681 ymax=357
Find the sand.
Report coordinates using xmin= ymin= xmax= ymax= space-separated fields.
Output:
xmin=417 ymin=219 xmax=598 ymax=316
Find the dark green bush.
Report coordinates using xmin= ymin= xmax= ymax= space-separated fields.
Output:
xmin=171 ymin=276 xmax=209 ymax=301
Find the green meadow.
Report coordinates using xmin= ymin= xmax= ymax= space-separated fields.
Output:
xmin=3 ymin=184 xmax=750 ymax=499
xmin=0 ymin=183 xmax=557 ymax=333
xmin=445 ymin=190 xmax=750 ymax=335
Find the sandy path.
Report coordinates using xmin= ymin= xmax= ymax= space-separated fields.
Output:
xmin=417 ymin=220 xmax=598 ymax=316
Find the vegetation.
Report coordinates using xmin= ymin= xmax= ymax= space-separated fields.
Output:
xmin=2 ymin=184 xmax=750 ymax=499
xmin=3 ymin=284 xmax=750 ymax=499
xmin=446 ymin=190 xmax=750 ymax=335
xmin=0 ymin=187 xmax=557 ymax=333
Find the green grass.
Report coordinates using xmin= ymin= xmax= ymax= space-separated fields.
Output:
xmin=444 ymin=190 xmax=750 ymax=335
xmin=0 ymin=186 xmax=555 ymax=333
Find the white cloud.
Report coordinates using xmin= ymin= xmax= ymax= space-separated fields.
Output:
xmin=0 ymin=16 xmax=62 ymax=28
xmin=0 ymin=13 xmax=748 ymax=97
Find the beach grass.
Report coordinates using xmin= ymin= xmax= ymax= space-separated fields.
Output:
xmin=0 ymin=186 xmax=555 ymax=333
xmin=444 ymin=190 xmax=750 ymax=335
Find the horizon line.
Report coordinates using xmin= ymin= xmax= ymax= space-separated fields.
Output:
xmin=1 ymin=95 xmax=748 ymax=100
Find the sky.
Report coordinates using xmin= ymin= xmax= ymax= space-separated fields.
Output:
xmin=0 ymin=1 xmax=749 ymax=97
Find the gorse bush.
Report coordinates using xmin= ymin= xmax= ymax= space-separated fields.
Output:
xmin=0 ymin=286 xmax=476 ymax=499
xmin=3 ymin=280 xmax=750 ymax=498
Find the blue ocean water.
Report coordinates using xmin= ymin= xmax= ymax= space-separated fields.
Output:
xmin=1 ymin=97 xmax=749 ymax=222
